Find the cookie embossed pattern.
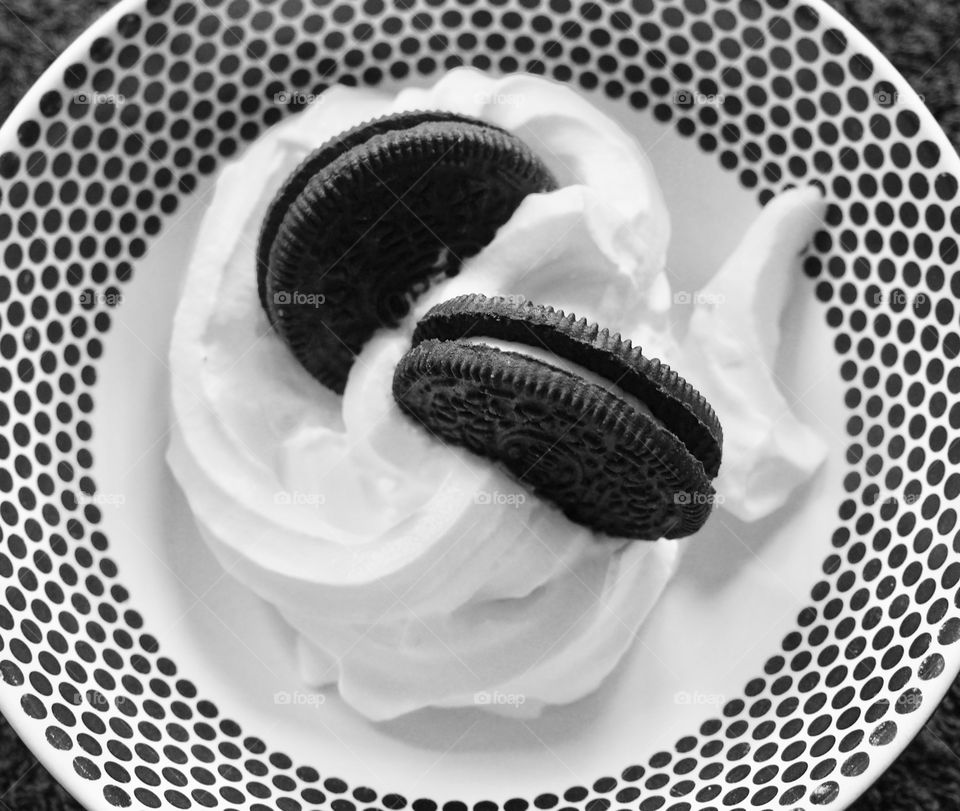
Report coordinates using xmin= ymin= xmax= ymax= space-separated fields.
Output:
xmin=0 ymin=0 xmax=957 ymax=810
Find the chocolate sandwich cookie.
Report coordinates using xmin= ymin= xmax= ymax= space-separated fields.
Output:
xmin=393 ymin=294 xmax=723 ymax=540
xmin=258 ymin=111 xmax=558 ymax=393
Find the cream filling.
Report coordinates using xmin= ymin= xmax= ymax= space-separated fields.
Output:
xmin=458 ymin=336 xmax=664 ymax=428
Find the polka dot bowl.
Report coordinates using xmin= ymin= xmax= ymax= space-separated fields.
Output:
xmin=1 ymin=0 xmax=959 ymax=809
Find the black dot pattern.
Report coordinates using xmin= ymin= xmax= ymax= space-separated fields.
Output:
xmin=0 ymin=0 xmax=958 ymax=809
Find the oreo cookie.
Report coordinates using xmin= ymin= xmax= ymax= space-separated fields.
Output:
xmin=258 ymin=111 xmax=558 ymax=393
xmin=393 ymin=294 xmax=724 ymax=540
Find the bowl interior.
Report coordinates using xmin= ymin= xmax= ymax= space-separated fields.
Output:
xmin=91 ymin=91 xmax=844 ymax=798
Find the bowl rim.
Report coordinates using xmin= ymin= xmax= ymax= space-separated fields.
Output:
xmin=0 ymin=0 xmax=957 ymax=809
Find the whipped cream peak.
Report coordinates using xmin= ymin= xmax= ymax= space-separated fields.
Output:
xmin=391 ymin=69 xmax=673 ymax=316
xmin=680 ymin=185 xmax=829 ymax=520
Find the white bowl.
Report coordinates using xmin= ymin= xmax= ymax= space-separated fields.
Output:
xmin=0 ymin=0 xmax=958 ymax=809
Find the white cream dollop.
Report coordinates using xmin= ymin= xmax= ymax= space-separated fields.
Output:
xmin=679 ymin=187 xmax=830 ymax=520
xmin=167 ymin=69 xmax=827 ymax=721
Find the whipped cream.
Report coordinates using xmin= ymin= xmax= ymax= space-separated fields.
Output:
xmin=167 ymin=69 xmax=828 ymax=720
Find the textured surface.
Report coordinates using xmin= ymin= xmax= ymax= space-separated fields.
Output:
xmin=0 ymin=0 xmax=959 ymax=810
xmin=394 ymin=337 xmax=710 ymax=538
xmin=265 ymin=119 xmax=557 ymax=392
xmin=410 ymin=294 xmax=724 ymax=476
xmin=394 ymin=329 xmax=715 ymax=539
xmin=396 ymin=293 xmax=720 ymax=538
xmin=256 ymin=109 xmax=512 ymax=312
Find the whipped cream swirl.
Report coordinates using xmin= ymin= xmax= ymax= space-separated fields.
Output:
xmin=167 ymin=69 xmax=827 ymax=720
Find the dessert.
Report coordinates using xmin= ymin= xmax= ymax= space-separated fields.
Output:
xmin=168 ymin=68 xmax=828 ymax=720
xmin=258 ymin=111 xmax=557 ymax=392
xmin=393 ymin=294 xmax=722 ymax=539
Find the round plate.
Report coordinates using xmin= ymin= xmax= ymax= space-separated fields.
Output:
xmin=1 ymin=0 xmax=959 ymax=809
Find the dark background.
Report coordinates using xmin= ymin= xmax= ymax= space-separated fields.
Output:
xmin=1 ymin=0 xmax=959 ymax=808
